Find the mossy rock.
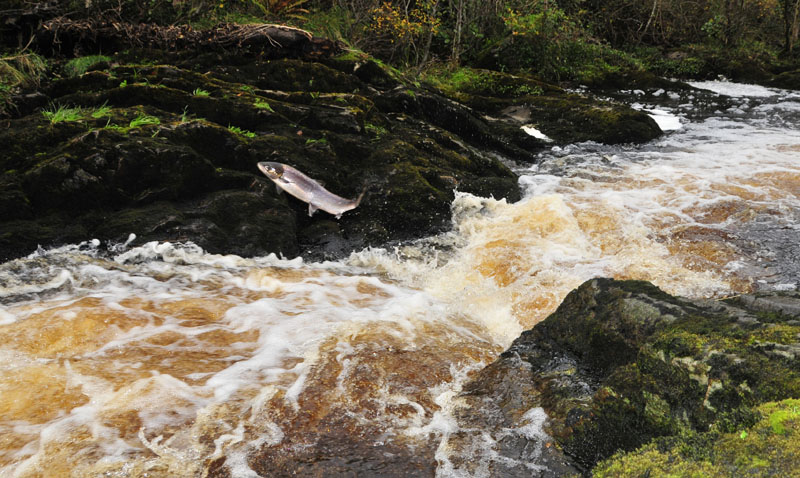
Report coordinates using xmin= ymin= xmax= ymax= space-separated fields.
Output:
xmin=425 ymin=67 xmax=560 ymax=99
xmin=462 ymin=279 xmax=800 ymax=471
xmin=768 ymin=69 xmax=800 ymax=90
xmin=595 ymin=398 xmax=800 ymax=478
xmin=423 ymin=68 xmax=662 ymax=147
xmin=210 ymin=58 xmax=365 ymax=93
xmin=1 ymin=52 xmax=523 ymax=260
xmin=323 ymin=56 xmax=403 ymax=90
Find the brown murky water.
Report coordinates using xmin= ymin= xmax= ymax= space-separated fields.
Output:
xmin=1 ymin=81 xmax=799 ymax=477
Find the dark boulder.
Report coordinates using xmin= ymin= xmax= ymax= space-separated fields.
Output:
xmin=461 ymin=279 xmax=800 ymax=473
xmin=0 ymin=55 xmax=520 ymax=261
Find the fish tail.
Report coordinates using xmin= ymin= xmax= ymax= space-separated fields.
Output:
xmin=354 ymin=187 xmax=367 ymax=207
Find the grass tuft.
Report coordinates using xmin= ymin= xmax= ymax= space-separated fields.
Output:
xmin=1 ymin=52 xmax=48 ymax=115
xmin=42 ymin=103 xmax=83 ymax=123
xmin=90 ymin=102 xmax=112 ymax=119
xmin=129 ymin=114 xmax=161 ymax=128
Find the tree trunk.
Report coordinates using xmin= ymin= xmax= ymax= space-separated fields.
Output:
xmin=451 ymin=0 xmax=465 ymax=63
xmin=783 ymin=0 xmax=800 ymax=53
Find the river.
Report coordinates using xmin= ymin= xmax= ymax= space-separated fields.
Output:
xmin=1 ymin=81 xmax=798 ymax=477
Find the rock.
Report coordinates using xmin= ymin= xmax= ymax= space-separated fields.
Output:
xmin=768 ymin=69 xmax=800 ymax=90
xmin=594 ymin=398 xmax=800 ymax=478
xmin=424 ymin=68 xmax=663 ymax=146
xmin=0 ymin=54 xmax=520 ymax=261
xmin=0 ymin=46 xmax=666 ymax=261
xmin=461 ymin=279 xmax=800 ymax=472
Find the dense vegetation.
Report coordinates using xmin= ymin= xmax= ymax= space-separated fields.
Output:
xmin=5 ymin=1 xmax=799 ymax=76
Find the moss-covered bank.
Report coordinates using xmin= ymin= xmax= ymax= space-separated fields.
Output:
xmin=0 ymin=22 xmax=666 ymax=261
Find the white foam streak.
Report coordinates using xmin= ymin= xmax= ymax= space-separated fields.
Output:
xmin=0 ymin=307 xmax=17 ymax=325
xmin=645 ymin=108 xmax=682 ymax=131
xmin=688 ymin=80 xmax=780 ymax=97
xmin=521 ymin=124 xmax=553 ymax=142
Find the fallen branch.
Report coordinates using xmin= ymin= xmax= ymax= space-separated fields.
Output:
xmin=34 ymin=18 xmax=341 ymax=59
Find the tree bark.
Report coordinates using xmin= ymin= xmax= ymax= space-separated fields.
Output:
xmin=785 ymin=0 xmax=800 ymax=53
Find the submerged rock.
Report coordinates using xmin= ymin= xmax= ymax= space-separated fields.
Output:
xmin=461 ymin=279 xmax=800 ymax=474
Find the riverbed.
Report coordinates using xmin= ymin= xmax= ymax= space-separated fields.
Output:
xmin=1 ymin=81 xmax=798 ymax=477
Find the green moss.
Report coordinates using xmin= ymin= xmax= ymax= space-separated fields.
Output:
xmin=364 ymin=123 xmax=387 ymax=138
xmin=751 ymin=324 xmax=798 ymax=344
xmin=64 ymin=55 xmax=111 ymax=78
xmin=254 ymin=100 xmax=274 ymax=112
xmin=423 ymin=66 xmax=554 ymax=99
xmin=595 ymin=399 xmax=800 ymax=478
xmin=767 ymin=406 xmax=799 ymax=435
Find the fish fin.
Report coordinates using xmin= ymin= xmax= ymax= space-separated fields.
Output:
xmin=354 ymin=187 xmax=368 ymax=207
xmin=308 ymin=203 xmax=318 ymax=216
xmin=274 ymin=183 xmax=283 ymax=195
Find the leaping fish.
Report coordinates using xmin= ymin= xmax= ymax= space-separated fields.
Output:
xmin=257 ymin=161 xmax=365 ymax=219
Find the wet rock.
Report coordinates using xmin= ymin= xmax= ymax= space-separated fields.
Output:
xmin=246 ymin=430 xmax=437 ymax=478
xmin=462 ymin=279 xmax=800 ymax=472
xmin=0 ymin=45 xmax=664 ymax=261
xmin=0 ymin=53 xmax=520 ymax=261
xmin=594 ymin=398 xmax=800 ymax=478
xmin=579 ymin=69 xmax=692 ymax=92
xmin=426 ymin=68 xmax=663 ymax=147
xmin=768 ymin=69 xmax=800 ymax=90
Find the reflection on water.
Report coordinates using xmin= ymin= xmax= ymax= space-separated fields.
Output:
xmin=1 ymin=82 xmax=799 ymax=476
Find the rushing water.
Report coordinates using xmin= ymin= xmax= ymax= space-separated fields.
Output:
xmin=1 ymin=82 xmax=799 ymax=477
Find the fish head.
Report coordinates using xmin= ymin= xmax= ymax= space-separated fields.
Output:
xmin=257 ymin=162 xmax=285 ymax=180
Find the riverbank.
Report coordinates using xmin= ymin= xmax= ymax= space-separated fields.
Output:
xmin=0 ymin=19 xmax=665 ymax=262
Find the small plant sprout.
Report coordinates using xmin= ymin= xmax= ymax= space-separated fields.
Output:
xmin=192 ymin=88 xmax=210 ymax=97
xmin=254 ymin=100 xmax=274 ymax=112
xmin=228 ymin=125 xmax=256 ymax=138
xmin=364 ymin=123 xmax=387 ymax=137
xmin=305 ymin=137 xmax=328 ymax=145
